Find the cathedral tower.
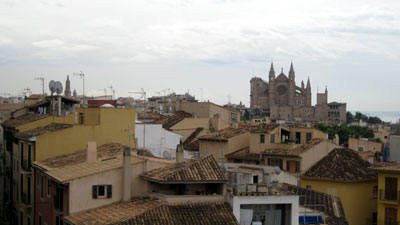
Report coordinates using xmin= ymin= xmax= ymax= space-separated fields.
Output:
xmin=306 ymin=77 xmax=312 ymax=106
xmin=268 ymin=62 xmax=275 ymax=107
xmin=65 ymin=75 xmax=71 ymax=96
xmin=288 ymin=62 xmax=295 ymax=106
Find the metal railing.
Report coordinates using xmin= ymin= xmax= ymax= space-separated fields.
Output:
xmin=379 ymin=189 xmax=400 ymax=203
xmin=230 ymin=183 xmax=282 ymax=196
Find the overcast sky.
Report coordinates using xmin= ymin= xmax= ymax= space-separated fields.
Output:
xmin=1 ymin=0 xmax=400 ymax=111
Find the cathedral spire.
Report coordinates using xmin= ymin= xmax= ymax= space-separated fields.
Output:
xmin=289 ymin=62 xmax=295 ymax=79
xmin=306 ymin=77 xmax=311 ymax=89
xmin=325 ymin=85 xmax=328 ymax=94
xmin=269 ymin=62 xmax=275 ymax=80
xmin=65 ymin=75 xmax=71 ymax=96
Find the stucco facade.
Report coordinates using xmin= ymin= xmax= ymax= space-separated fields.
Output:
xmin=179 ymin=102 xmax=240 ymax=123
xmin=348 ymin=137 xmax=383 ymax=153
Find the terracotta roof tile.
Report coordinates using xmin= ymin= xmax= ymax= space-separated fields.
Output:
xmin=64 ymin=198 xmax=239 ymax=225
xmin=302 ymin=148 xmax=377 ymax=182
xmin=141 ymin=155 xmax=228 ymax=183
xmin=199 ymin=127 xmax=249 ymax=142
xmin=263 ymin=139 xmax=325 ymax=156
xmin=154 ymin=111 xmax=192 ymax=130
xmin=372 ymin=163 xmax=400 ymax=173
xmin=225 ymin=147 xmax=260 ymax=161
xmin=281 ymin=184 xmax=348 ymax=225
xmin=2 ymin=114 xmax=50 ymax=128
xmin=15 ymin=123 xmax=73 ymax=139
xmin=250 ymin=124 xmax=279 ymax=133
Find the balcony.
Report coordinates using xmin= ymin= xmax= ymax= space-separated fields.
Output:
xmin=21 ymin=159 xmax=32 ymax=172
xmin=379 ymin=189 xmax=400 ymax=204
xmin=21 ymin=193 xmax=32 ymax=207
xmin=230 ymin=183 xmax=284 ymax=196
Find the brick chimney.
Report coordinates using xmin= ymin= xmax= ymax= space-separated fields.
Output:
xmin=123 ymin=147 xmax=132 ymax=202
xmin=176 ymin=144 xmax=184 ymax=163
xmin=87 ymin=142 xmax=97 ymax=162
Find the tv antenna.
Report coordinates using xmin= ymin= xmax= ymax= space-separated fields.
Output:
xmin=108 ymin=86 xmax=114 ymax=100
xmin=35 ymin=77 xmax=45 ymax=98
xmin=129 ymin=88 xmax=147 ymax=148
xmin=73 ymin=71 xmax=85 ymax=101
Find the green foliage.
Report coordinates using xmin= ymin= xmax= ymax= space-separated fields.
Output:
xmin=314 ymin=123 xmax=374 ymax=144
xmin=241 ymin=110 xmax=250 ymax=121
xmin=348 ymin=111 xmax=383 ymax=124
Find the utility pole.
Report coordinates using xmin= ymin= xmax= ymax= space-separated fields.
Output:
xmin=73 ymin=71 xmax=85 ymax=105
xmin=129 ymin=88 xmax=147 ymax=148
xmin=35 ymin=77 xmax=45 ymax=99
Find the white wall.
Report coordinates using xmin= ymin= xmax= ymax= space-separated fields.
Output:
xmin=135 ymin=123 xmax=181 ymax=158
xmin=230 ymin=195 xmax=299 ymax=225
xmin=389 ymin=136 xmax=400 ymax=162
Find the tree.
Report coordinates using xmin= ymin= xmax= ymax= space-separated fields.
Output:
xmin=346 ymin=112 xmax=354 ymax=124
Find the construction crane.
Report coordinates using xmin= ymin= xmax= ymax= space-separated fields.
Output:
xmin=73 ymin=71 xmax=85 ymax=103
xmin=35 ymin=77 xmax=45 ymax=98
xmin=129 ymin=88 xmax=147 ymax=148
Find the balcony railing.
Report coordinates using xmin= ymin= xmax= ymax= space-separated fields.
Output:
xmin=21 ymin=159 xmax=31 ymax=172
xmin=229 ymin=183 xmax=283 ymax=196
xmin=21 ymin=193 xmax=31 ymax=206
xmin=379 ymin=189 xmax=400 ymax=203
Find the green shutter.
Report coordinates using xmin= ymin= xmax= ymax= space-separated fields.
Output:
xmin=92 ymin=185 xmax=97 ymax=199
xmin=107 ymin=185 xmax=112 ymax=198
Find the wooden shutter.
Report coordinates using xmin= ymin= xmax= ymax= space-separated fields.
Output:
xmin=385 ymin=207 xmax=397 ymax=225
xmin=107 ymin=185 xmax=112 ymax=198
xmin=92 ymin=185 xmax=97 ymax=199
xmin=385 ymin=177 xmax=398 ymax=201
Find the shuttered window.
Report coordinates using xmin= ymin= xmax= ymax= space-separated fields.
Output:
xmin=385 ymin=177 xmax=398 ymax=201
xmin=92 ymin=185 xmax=112 ymax=199
xmin=385 ymin=207 xmax=397 ymax=225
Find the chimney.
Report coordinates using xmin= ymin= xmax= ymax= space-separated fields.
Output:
xmin=123 ymin=147 xmax=132 ymax=202
xmin=176 ymin=144 xmax=184 ymax=163
xmin=87 ymin=142 xmax=97 ymax=162
xmin=333 ymin=134 xmax=340 ymax=146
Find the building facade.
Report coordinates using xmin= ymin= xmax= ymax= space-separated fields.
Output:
xmin=250 ymin=62 xmax=346 ymax=124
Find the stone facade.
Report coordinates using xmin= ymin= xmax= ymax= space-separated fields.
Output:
xmin=250 ymin=62 xmax=346 ymax=124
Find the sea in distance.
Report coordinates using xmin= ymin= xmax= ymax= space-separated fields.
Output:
xmin=354 ymin=111 xmax=400 ymax=123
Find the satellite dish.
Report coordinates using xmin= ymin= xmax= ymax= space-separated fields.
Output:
xmin=49 ymin=80 xmax=56 ymax=94
xmin=55 ymin=81 xmax=63 ymax=95
xmin=274 ymin=166 xmax=281 ymax=175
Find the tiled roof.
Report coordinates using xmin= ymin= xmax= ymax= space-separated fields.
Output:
xmin=225 ymin=147 xmax=260 ymax=162
xmin=302 ymin=148 xmax=377 ymax=182
xmin=281 ymin=184 xmax=348 ymax=225
xmin=199 ymin=126 xmax=249 ymax=142
xmin=263 ymin=139 xmax=325 ymax=156
xmin=64 ymin=198 xmax=239 ymax=225
xmin=46 ymin=155 xmax=144 ymax=183
xmin=15 ymin=123 xmax=73 ymax=139
xmin=371 ymin=163 xmax=400 ymax=173
xmin=182 ymin=127 xmax=204 ymax=151
xmin=141 ymin=154 xmax=228 ymax=183
xmin=250 ymin=124 xmax=279 ymax=133
xmin=34 ymin=143 xmax=127 ymax=170
xmin=2 ymin=114 xmax=50 ymax=128
xmin=154 ymin=111 xmax=192 ymax=130
xmin=0 ymin=104 xmax=25 ymax=112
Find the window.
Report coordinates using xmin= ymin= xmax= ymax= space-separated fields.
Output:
xmin=253 ymin=175 xmax=259 ymax=184
xmin=39 ymin=215 xmax=42 ymax=225
xmin=20 ymin=142 xmax=24 ymax=163
xmin=306 ymin=132 xmax=312 ymax=142
xmin=27 ymin=144 xmax=32 ymax=167
xmin=358 ymin=146 xmax=365 ymax=152
xmin=20 ymin=174 xmax=23 ymax=199
xmin=37 ymin=172 xmax=40 ymax=188
xmin=260 ymin=134 xmax=265 ymax=143
xmin=47 ymin=178 xmax=51 ymax=196
xmin=373 ymin=185 xmax=378 ymax=198
xmin=306 ymin=185 xmax=311 ymax=190
xmin=270 ymin=134 xmax=275 ymax=143
xmin=27 ymin=216 xmax=31 ymax=225
xmin=40 ymin=175 xmax=44 ymax=199
xmin=54 ymin=186 xmax=64 ymax=211
xmin=79 ymin=113 xmax=84 ymax=124
xmin=92 ymin=185 xmax=112 ymax=199
xmin=385 ymin=177 xmax=398 ymax=201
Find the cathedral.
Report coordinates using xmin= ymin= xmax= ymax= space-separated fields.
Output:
xmin=250 ymin=62 xmax=346 ymax=124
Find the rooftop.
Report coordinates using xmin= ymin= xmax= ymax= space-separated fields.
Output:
xmin=0 ymin=103 xmax=25 ymax=112
xmin=282 ymin=184 xmax=348 ymax=225
xmin=262 ymin=139 xmax=325 ymax=156
xmin=154 ymin=110 xmax=192 ymax=130
xmin=141 ymin=154 xmax=228 ymax=183
xmin=15 ymin=123 xmax=73 ymax=140
xmin=250 ymin=124 xmax=279 ymax=133
xmin=302 ymin=148 xmax=377 ymax=182
xmin=2 ymin=113 xmax=50 ymax=128
xmin=225 ymin=147 xmax=260 ymax=162
xmin=182 ymin=127 xmax=204 ymax=151
xmin=64 ymin=197 xmax=239 ymax=225
xmin=371 ymin=163 xmax=400 ymax=173
xmin=198 ymin=126 xmax=249 ymax=142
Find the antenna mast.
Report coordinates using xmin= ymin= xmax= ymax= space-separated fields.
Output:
xmin=73 ymin=71 xmax=85 ymax=104
xmin=129 ymin=88 xmax=147 ymax=148
xmin=35 ymin=77 xmax=45 ymax=99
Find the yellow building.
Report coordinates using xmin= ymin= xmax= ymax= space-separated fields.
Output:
xmin=373 ymin=163 xmax=400 ymax=225
xmin=301 ymin=148 xmax=378 ymax=225
xmin=1 ymin=107 xmax=136 ymax=225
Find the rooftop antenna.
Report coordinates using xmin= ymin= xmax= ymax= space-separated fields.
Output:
xmin=129 ymin=88 xmax=147 ymax=148
xmin=73 ymin=71 xmax=85 ymax=103
xmin=35 ymin=77 xmax=45 ymax=98
xmin=108 ymin=86 xmax=114 ymax=100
